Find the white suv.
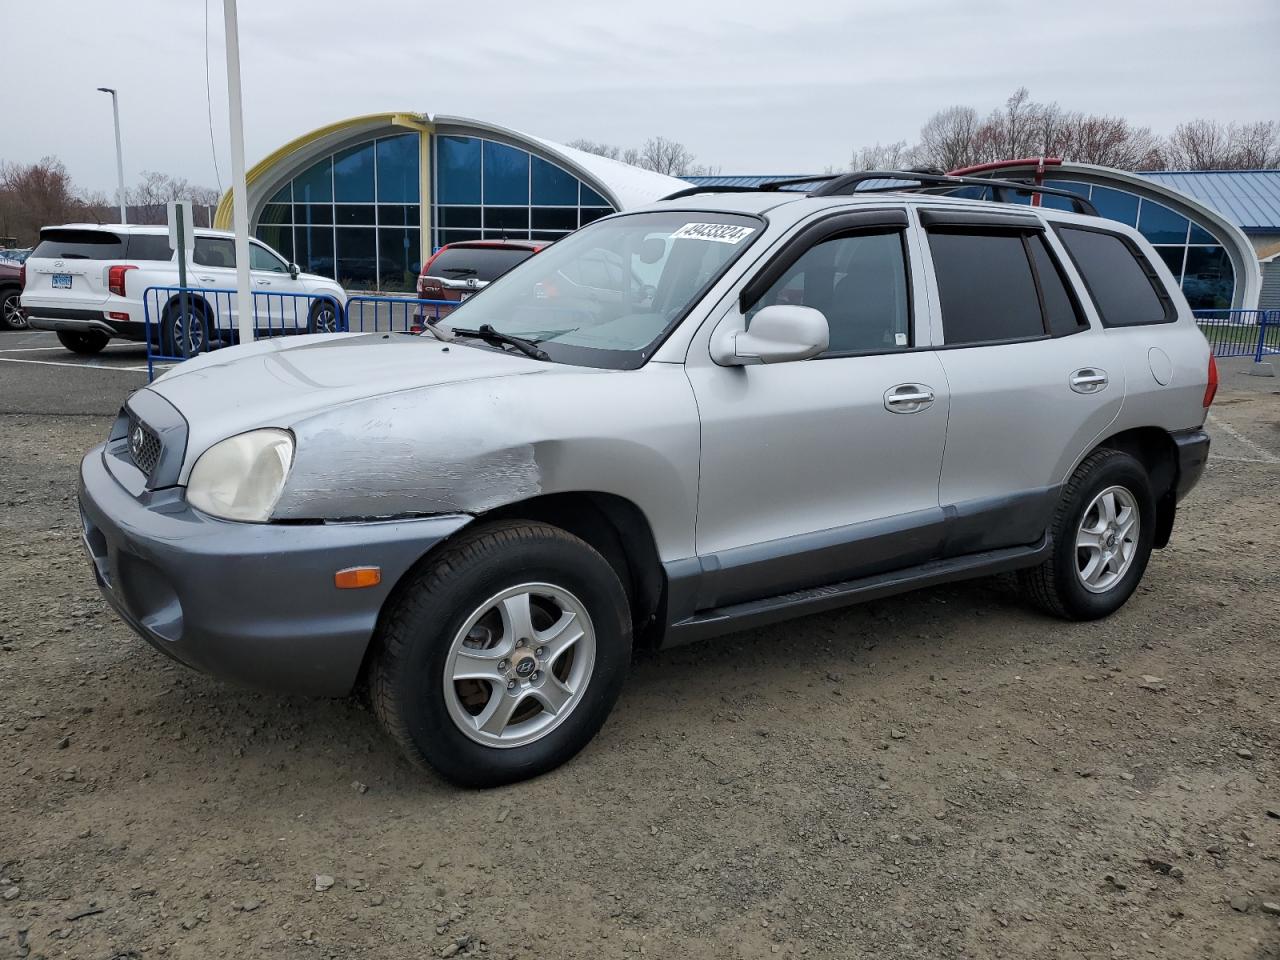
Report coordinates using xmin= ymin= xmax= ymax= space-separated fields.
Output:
xmin=21 ymin=224 xmax=347 ymax=354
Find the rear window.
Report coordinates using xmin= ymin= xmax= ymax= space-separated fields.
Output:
xmin=33 ymin=229 xmax=125 ymax=261
xmin=127 ymin=235 xmax=174 ymax=262
xmin=426 ymin=246 xmax=533 ymax=282
xmin=1056 ymin=227 xmax=1172 ymax=327
xmin=928 ymin=231 xmax=1044 ymax=345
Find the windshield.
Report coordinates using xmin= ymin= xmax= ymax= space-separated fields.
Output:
xmin=439 ymin=211 xmax=762 ymax=369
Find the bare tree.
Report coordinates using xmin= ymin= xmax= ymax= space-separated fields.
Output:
xmin=0 ymin=156 xmax=97 ymax=245
xmin=850 ymin=140 xmax=921 ymax=171
xmin=638 ymin=137 xmax=695 ymax=177
xmin=918 ymin=106 xmax=981 ymax=171
xmin=567 ymin=139 xmax=623 ymax=161
xmin=1166 ymin=119 xmax=1280 ymax=170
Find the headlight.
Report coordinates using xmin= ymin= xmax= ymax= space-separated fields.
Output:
xmin=186 ymin=428 xmax=294 ymax=523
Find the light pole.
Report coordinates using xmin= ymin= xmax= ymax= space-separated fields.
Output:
xmin=222 ymin=0 xmax=253 ymax=344
xmin=96 ymin=87 xmax=127 ymax=224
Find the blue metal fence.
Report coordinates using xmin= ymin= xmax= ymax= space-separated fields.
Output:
xmin=1193 ymin=309 xmax=1279 ymax=361
xmin=142 ymin=287 xmax=455 ymax=380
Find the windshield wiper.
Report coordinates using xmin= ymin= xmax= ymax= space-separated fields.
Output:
xmin=442 ymin=267 xmax=478 ymax=276
xmin=449 ymin=324 xmax=550 ymax=362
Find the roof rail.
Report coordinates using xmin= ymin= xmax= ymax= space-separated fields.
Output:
xmin=661 ymin=169 xmax=1098 ymax=216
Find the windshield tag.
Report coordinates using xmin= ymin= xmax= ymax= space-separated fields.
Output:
xmin=670 ymin=222 xmax=756 ymax=244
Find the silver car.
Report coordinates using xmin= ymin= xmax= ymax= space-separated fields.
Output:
xmin=77 ymin=174 xmax=1214 ymax=786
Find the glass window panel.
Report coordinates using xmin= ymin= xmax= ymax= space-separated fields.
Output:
xmin=193 ymin=237 xmax=236 ymax=267
xmin=294 ymin=224 xmax=334 ymax=278
xmin=1046 ymin=180 xmax=1091 ymax=198
xmin=1182 ymin=246 xmax=1234 ymax=310
xmin=483 ymin=207 xmax=530 ymax=232
xmin=580 ymin=184 xmax=609 ymax=206
xmin=531 ymin=231 xmax=569 ymax=243
xmin=1188 ymin=221 xmax=1217 ymax=244
xmin=945 ymin=185 xmax=994 ymax=201
xmin=256 ymin=225 xmax=293 ymax=264
xmin=335 ymin=203 xmax=375 ymax=226
xmin=929 ymin=231 xmax=1044 ymax=344
xmin=482 ymin=141 xmax=530 ymax=205
xmin=378 ymin=227 xmax=421 ymax=292
xmin=333 ymin=142 xmax=375 ymax=202
xmin=268 ymin=182 xmax=292 ymax=204
xmin=378 ymin=204 xmax=415 ymax=226
xmin=259 ymin=203 xmax=291 ymax=226
xmin=1057 ymin=228 xmax=1168 ymax=326
xmin=294 ymin=157 xmax=332 ymax=203
xmin=335 ymin=227 xmax=378 ymax=290
xmin=249 ymin=242 xmax=289 ymax=273
xmin=1154 ymin=246 xmax=1186 ymax=283
xmin=531 ymin=156 xmax=579 ymax=206
xmin=375 ymin=134 xmax=420 ymax=203
xmin=532 ymin=208 xmax=578 ymax=232
xmin=580 ymin=208 xmax=611 ymax=226
xmin=439 ymin=229 xmax=482 ymax=247
xmin=1027 ymin=234 xmax=1085 ymax=336
xmin=438 ymin=206 xmax=481 ymax=229
xmin=436 ymin=136 xmax=481 ymax=204
xmin=1137 ymin=200 xmax=1189 ymax=245
xmin=1089 ymin=186 xmax=1139 ymax=226
xmin=298 ymin=204 xmax=332 ymax=225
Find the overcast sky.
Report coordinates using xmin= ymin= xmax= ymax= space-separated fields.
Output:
xmin=6 ymin=0 xmax=1277 ymax=195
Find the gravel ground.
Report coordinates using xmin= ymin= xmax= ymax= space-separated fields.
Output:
xmin=1 ymin=338 xmax=1277 ymax=959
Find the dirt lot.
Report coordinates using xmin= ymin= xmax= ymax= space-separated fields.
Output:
xmin=1 ymin=337 xmax=1278 ymax=959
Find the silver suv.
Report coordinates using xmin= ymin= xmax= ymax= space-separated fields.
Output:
xmin=77 ymin=173 xmax=1214 ymax=786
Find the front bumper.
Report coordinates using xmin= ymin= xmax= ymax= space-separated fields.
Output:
xmin=1172 ymin=427 xmax=1210 ymax=500
xmin=78 ymin=444 xmax=470 ymax=695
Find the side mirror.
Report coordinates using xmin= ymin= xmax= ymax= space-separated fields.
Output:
xmin=288 ymin=262 xmax=300 ymax=280
xmin=711 ymin=305 xmax=829 ymax=366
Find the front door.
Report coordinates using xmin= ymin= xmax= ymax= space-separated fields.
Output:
xmin=686 ymin=211 xmax=950 ymax=609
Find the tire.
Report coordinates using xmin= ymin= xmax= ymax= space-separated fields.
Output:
xmin=56 ymin=330 xmax=109 ymax=354
xmin=1019 ymin=449 xmax=1156 ymax=621
xmin=307 ymin=299 xmax=340 ymax=334
xmin=371 ymin=520 xmax=631 ymax=787
xmin=0 ymin=288 xmax=27 ymax=330
xmin=162 ymin=299 xmax=211 ymax=358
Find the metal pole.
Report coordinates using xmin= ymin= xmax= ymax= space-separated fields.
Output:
xmin=222 ymin=0 xmax=254 ymax=345
xmin=97 ymin=88 xmax=127 ymax=223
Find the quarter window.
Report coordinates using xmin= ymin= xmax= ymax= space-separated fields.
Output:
xmin=749 ymin=230 xmax=911 ymax=355
xmin=928 ymin=231 xmax=1044 ymax=345
xmin=1056 ymin=227 xmax=1171 ymax=327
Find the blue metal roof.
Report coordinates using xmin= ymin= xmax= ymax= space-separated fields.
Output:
xmin=1137 ymin=170 xmax=1280 ymax=233
xmin=685 ymin=170 xmax=1280 ymax=233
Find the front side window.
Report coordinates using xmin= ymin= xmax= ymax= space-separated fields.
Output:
xmin=193 ymin=237 xmax=236 ymax=268
xmin=1056 ymin=227 xmax=1172 ymax=327
xmin=748 ymin=230 xmax=911 ymax=355
xmin=249 ymin=243 xmax=288 ymax=273
xmin=929 ymin=231 xmax=1044 ymax=345
xmin=441 ymin=211 xmax=762 ymax=369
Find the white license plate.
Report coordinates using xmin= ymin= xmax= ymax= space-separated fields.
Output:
xmin=52 ymin=274 xmax=73 ymax=289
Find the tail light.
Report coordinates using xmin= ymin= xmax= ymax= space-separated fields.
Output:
xmin=107 ymin=264 xmax=137 ymax=298
xmin=1203 ymin=353 xmax=1218 ymax=408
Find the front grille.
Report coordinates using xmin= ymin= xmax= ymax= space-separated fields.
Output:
xmin=126 ymin=412 xmax=162 ymax=477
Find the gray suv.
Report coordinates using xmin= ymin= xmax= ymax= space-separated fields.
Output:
xmin=77 ymin=173 xmax=1214 ymax=786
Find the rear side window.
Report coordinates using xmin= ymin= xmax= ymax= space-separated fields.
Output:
xmin=1056 ymin=227 xmax=1172 ymax=327
xmin=32 ymin=229 xmax=125 ymax=260
xmin=1027 ymin=234 xmax=1087 ymax=337
xmin=928 ymin=231 xmax=1043 ymax=345
xmin=426 ymin=246 xmax=533 ymax=282
xmin=127 ymin=235 xmax=174 ymax=262
xmin=193 ymin=237 xmax=236 ymax=268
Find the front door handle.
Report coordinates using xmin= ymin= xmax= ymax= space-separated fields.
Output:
xmin=1070 ymin=368 xmax=1108 ymax=394
xmin=197 ymin=276 xmax=217 ymax=284
xmin=884 ymin=383 xmax=935 ymax=413
xmin=255 ymin=279 xmax=272 ymax=286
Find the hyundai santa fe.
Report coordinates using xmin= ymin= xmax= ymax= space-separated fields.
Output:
xmin=76 ymin=172 xmax=1214 ymax=786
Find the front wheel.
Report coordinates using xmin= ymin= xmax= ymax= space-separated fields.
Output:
xmin=307 ymin=299 xmax=340 ymax=334
xmin=371 ymin=521 xmax=631 ymax=787
xmin=56 ymin=330 xmax=109 ymax=354
xmin=1019 ymin=449 xmax=1156 ymax=620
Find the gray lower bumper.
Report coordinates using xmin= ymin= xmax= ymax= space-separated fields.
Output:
xmin=27 ymin=307 xmax=116 ymax=335
xmin=77 ymin=444 xmax=470 ymax=696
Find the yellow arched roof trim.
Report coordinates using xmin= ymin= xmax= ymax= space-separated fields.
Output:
xmin=213 ymin=111 xmax=432 ymax=229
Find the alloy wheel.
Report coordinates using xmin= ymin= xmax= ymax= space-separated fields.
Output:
xmin=1075 ymin=485 xmax=1140 ymax=594
xmin=3 ymin=295 xmax=27 ymax=330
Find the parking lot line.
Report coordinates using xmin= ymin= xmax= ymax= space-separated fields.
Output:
xmin=0 ymin=345 xmax=142 ymax=353
xmin=0 ymin=356 xmax=146 ymax=372
xmin=1207 ymin=412 xmax=1280 ymax=465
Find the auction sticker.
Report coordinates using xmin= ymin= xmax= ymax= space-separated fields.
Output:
xmin=671 ymin=222 xmax=756 ymax=244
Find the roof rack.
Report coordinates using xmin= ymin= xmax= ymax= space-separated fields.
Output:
xmin=662 ymin=169 xmax=1098 ymax=216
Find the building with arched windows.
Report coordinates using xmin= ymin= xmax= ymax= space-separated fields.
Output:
xmin=212 ymin=113 xmax=686 ymax=292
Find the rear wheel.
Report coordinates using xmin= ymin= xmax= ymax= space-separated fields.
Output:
xmin=0 ymin=289 xmax=27 ymax=330
xmin=1019 ymin=449 xmax=1155 ymax=620
xmin=371 ymin=520 xmax=631 ymax=787
xmin=163 ymin=299 xmax=211 ymax=357
xmin=56 ymin=330 xmax=109 ymax=354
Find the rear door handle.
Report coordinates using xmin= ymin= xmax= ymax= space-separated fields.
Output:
xmin=884 ymin=383 xmax=935 ymax=413
xmin=1070 ymin=368 xmax=1108 ymax=394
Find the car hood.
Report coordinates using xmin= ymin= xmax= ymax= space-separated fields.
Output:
xmin=143 ymin=333 xmax=557 ymax=464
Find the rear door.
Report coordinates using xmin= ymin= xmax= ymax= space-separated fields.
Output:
xmin=23 ymin=228 xmax=123 ymax=308
xmin=918 ymin=209 xmax=1124 ymax=554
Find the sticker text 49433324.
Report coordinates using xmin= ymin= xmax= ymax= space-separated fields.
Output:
xmin=670 ymin=223 xmax=756 ymax=244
